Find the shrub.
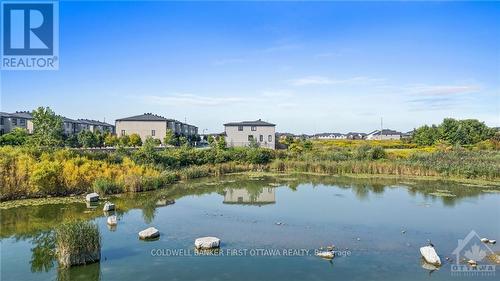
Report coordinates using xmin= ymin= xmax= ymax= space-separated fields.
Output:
xmin=30 ymin=160 xmax=63 ymax=195
xmin=55 ymin=220 xmax=100 ymax=267
xmin=92 ymin=178 xmax=122 ymax=194
xmin=370 ymin=146 xmax=386 ymax=160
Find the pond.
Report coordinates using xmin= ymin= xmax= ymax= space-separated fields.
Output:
xmin=1 ymin=174 xmax=499 ymax=280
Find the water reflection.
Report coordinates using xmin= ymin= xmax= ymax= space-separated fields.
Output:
xmin=57 ymin=262 xmax=100 ymax=281
xmin=1 ymin=175 xmax=496 ymax=240
xmin=223 ymin=187 xmax=276 ymax=206
xmin=1 ymin=174 xmax=498 ymax=281
xmin=30 ymin=231 xmax=55 ymax=273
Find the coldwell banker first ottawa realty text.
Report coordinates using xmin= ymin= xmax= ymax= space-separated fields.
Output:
xmin=1 ymin=0 xmax=59 ymax=70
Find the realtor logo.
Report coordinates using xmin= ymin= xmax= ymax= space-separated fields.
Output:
xmin=1 ymin=1 xmax=59 ymax=70
xmin=451 ymin=230 xmax=496 ymax=277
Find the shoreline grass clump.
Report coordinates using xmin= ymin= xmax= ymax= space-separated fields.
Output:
xmin=55 ymin=220 xmax=101 ymax=267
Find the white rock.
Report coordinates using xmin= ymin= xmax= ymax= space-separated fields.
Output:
xmin=468 ymin=259 xmax=477 ymax=266
xmin=420 ymin=246 xmax=441 ymax=266
xmin=194 ymin=237 xmax=221 ymax=249
xmin=107 ymin=215 xmax=117 ymax=226
xmin=103 ymin=202 xmax=115 ymax=211
xmin=138 ymin=227 xmax=160 ymax=239
xmin=316 ymin=251 xmax=334 ymax=259
xmin=85 ymin=192 xmax=99 ymax=202
xmin=481 ymin=238 xmax=489 ymax=243
xmin=489 ymin=240 xmax=496 ymax=244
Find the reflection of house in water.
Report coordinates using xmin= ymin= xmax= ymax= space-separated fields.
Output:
xmin=223 ymin=188 xmax=276 ymax=206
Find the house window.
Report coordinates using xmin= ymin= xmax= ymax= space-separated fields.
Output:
xmin=248 ymin=135 xmax=254 ymax=141
xmin=0 ymin=117 xmax=3 ymax=125
xmin=121 ymin=130 xmax=126 ymax=136
xmin=268 ymin=135 xmax=272 ymax=142
xmin=12 ymin=118 xmax=17 ymax=125
xmin=151 ymin=130 xmax=155 ymax=136
xmin=251 ymin=126 xmax=257 ymax=131
xmin=259 ymin=135 xmax=263 ymax=142
xmin=20 ymin=119 xmax=25 ymax=125
xmin=238 ymin=126 xmax=243 ymax=131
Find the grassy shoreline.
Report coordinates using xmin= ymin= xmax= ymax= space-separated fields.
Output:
xmin=2 ymin=168 xmax=499 ymax=209
xmin=1 ymin=144 xmax=499 ymax=202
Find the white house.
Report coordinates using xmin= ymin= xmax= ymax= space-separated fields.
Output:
xmin=366 ymin=129 xmax=403 ymax=140
xmin=224 ymin=119 xmax=276 ymax=149
xmin=314 ymin=133 xmax=346 ymax=140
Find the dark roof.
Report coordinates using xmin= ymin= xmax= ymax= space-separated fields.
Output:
xmin=77 ymin=119 xmax=114 ymax=126
xmin=368 ymin=129 xmax=402 ymax=136
xmin=224 ymin=119 xmax=275 ymax=127
xmin=11 ymin=111 xmax=33 ymax=119
xmin=346 ymin=132 xmax=367 ymax=136
xmin=116 ymin=113 xmax=170 ymax=122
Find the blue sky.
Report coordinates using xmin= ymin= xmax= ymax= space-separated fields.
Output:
xmin=1 ymin=0 xmax=499 ymax=134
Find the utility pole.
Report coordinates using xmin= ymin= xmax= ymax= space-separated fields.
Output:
xmin=380 ymin=117 xmax=383 ymax=140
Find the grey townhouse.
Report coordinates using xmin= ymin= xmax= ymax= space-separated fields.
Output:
xmin=0 ymin=111 xmax=114 ymax=136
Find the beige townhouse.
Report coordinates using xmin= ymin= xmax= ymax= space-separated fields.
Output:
xmin=224 ymin=119 xmax=276 ymax=149
xmin=115 ymin=113 xmax=198 ymax=143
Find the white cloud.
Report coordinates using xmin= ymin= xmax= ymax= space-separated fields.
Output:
xmin=406 ymin=84 xmax=481 ymax=96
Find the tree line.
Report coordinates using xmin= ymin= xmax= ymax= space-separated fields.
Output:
xmin=411 ymin=118 xmax=497 ymax=146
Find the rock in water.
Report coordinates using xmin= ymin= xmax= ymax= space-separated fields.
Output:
xmin=316 ymin=251 xmax=334 ymax=259
xmin=420 ymin=246 xmax=441 ymax=266
xmin=85 ymin=193 xmax=99 ymax=202
xmin=489 ymin=240 xmax=496 ymax=244
xmin=103 ymin=202 xmax=115 ymax=212
xmin=107 ymin=215 xmax=117 ymax=226
xmin=481 ymin=238 xmax=489 ymax=243
xmin=194 ymin=237 xmax=221 ymax=249
xmin=138 ymin=227 xmax=160 ymax=239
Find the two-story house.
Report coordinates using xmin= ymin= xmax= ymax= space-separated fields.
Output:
xmin=224 ymin=119 xmax=276 ymax=149
xmin=115 ymin=113 xmax=198 ymax=143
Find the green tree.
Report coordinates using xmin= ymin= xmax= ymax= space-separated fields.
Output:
xmin=77 ymin=130 xmax=98 ymax=148
xmin=129 ymin=133 xmax=142 ymax=147
xmin=178 ymin=136 xmax=188 ymax=147
xmin=104 ymin=133 xmax=118 ymax=147
xmin=118 ymin=135 xmax=130 ymax=147
xmin=29 ymin=107 xmax=63 ymax=147
xmin=133 ymin=137 xmax=159 ymax=165
xmin=209 ymin=135 xmax=226 ymax=150
xmin=0 ymin=127 xmax=29 ymax=146
xmin=64 ymin=134 xmax=79 ymax=148
xmin=412 ymin=125 xmax=440 ymax=146
xmin=163 ymin=129 xmax=176 ymax=146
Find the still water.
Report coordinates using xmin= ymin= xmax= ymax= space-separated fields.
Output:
xmin=1 ymin=175 xmax=499 ymax=281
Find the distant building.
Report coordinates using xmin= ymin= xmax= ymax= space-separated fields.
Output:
xmin=224 ymin=119 xmax=276 ymax=149
xmin=77 ymin=119 xmax=115 ymax=134
xmin=346 ymin=132 xmax=367 ymax=140
xmin=0 ymin=111 xmax=34 ymax=135
xmin=0 ymin=111 xmax=115 ymax=136
xmin=366 ymin=129 xmax=402 ymax=140
xmin=115 ymin=113 xmax=198 ymax=143
xmin=314 ymin=133 xmax=346 ymax=140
